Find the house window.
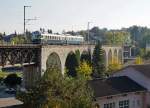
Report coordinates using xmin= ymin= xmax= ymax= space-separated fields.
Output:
xmin=119 ymin=100 xmax=129 ymax=108
xmin=104 ymin=102 xmax=115 ymax=108
xmin=137 ymin=100 xmax=140 ymax=107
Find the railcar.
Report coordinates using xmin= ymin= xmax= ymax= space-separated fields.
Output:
xmin=31 ymin=31 xmax=84 ymax=45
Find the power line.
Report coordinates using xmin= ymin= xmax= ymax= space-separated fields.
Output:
xmin=24 ymin=6 xmax=37 ymax=37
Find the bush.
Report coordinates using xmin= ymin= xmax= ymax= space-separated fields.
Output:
xmin=4 ymin=74 xmax=22 ymax=88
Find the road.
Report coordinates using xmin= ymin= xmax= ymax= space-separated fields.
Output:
xmin=0 ymin=85 xmax=23 ymax=107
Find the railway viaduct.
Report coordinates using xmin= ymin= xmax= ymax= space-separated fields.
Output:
xmin=0 ymin=44 xmax=123 ymax=88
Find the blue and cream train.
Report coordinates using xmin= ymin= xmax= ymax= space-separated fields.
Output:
xmin=31 ymin=31 xmax=84 ymax=45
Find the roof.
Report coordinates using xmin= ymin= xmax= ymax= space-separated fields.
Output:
xmin=116 ymin=64 xmax=150 ymax=78
xmin=89 ymin=76 xmax=146 ymax=98
xmin=130 ymin=64 xmax=150 ymax=78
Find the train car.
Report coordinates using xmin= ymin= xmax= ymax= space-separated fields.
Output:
xmin=31 ymin=31 xmax=84 ymax=45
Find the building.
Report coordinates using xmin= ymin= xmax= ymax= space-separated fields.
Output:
xmin=89 ymin=76 xmax=146 ymax=108
xmin=146 ymin=44 xmax=150 ymax=52
xmin=113 ymin=64 xmax=150 ymax=107
xmin=123 ymin=45 xmax=136 ymax=63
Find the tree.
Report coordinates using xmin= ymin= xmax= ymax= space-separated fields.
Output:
xmin=47 ymin=29 xmax=52 ymax=34
xmin=17 ymin=68 xmax=93 ymax=108
xmin=107 ymin=57 xmax=123 ymax=74
xmin=80 ymin=51 xmax=91 ymax=64
xmin=105 ymin=31 xmax=131 ymax=45
xmin=75 ymin=50 xmax=80 ymax=65
xmin=11 ymin=35 xmax=26 ymax=44
xmin=65 ymin=53 xmax=79 ymax=77
xmin=76 ymin=61 xmax=92 ymax=80
xmin=4 ymin=74 xmax=22 ymax=88
xmin=90 ymin=27 xmax=107 ymax=42
xmin=135 ymin=56 xmax=143 ymax=65
xmin=0 ymin=33 xmax=3 ymax=44
xmin=92 ymin=41 xmax=106 ymax=78
xmin=144 ymin=51 xmax=150 ymax=59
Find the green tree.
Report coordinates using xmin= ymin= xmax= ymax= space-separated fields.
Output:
xmin=105 ymin=31 xmax=131 ymax=45
xmin=4 ymin=74 xmax=22 ymax=88
xmin=11 ymin=35 xmax=26 ymax=44
xmin=65 ymin=53 xmax=79 ymax=77
xmin=17 ymin=68 xmax=93 ymax=108
xmin=76 ymin=61 xmax=92 ymax=80
xmin=107 ymin=57 xmax=123 ymax=74
xmin=92 ymin=42 xmax=106 ymax=78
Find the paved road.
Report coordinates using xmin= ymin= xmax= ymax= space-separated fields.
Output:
xmin=0 ymin=97 xmax=23 ymax=108
xmin=0 ymin=85 xmax=14 ymax=98
xmin=0 ymin=85 xmax=23 ymax=107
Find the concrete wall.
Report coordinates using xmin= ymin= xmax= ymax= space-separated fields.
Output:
xmin=40 ymin=45 xmax=93 ymax=76
xmin=94 ymin=92 xmax=146 ymax=108
xmin=22 ymin=45 xmax=123 ymax=88
xmin=40 ymin=45 xmax=123 ymax=76
xmin=23 ymin=64 xmax=40 ymax=88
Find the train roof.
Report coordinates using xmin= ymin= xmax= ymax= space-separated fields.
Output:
xmin=41 ymin=33 xmax=84 ymax=38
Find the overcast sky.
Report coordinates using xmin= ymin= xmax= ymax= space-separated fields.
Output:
xmin=1 ymin=0 xmax=150 ymax=34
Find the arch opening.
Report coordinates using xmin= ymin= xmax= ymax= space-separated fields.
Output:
xmin=80 ymin=50 xmax=91 ymax=63
xmin=108 ymin=49 xmax=112 ymax=65
xmin=65 ymin=51 xmax=78 ymax=77
xmin=114 ymin=49 xmax=118 ymax=63
xmin=103 ymin=50 xmax=107 ymax=66
xmin=46 ymin=52 xmax=62 ymax=72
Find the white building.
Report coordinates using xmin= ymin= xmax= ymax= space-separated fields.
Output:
xmin=89 ymin=76 xmax=146 ymax=108
xmin=113 ymin=64 xmax=150 ymax=107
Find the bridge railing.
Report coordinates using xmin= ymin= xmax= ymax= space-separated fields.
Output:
xmin=0 ymin=42 xmax=41 ymax=47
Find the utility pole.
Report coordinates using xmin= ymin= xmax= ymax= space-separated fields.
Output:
xmin=24 ymin=6 xmax=37 ymax=38
xmin=87 ymin=22 xmax=92 ymax=44
xmin=87 ymin=22 xmax=90 ymax=44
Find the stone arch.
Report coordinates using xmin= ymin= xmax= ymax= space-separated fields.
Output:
xmin=114 ymin=49 xmax=118 ymax=62
xmin=103 ymin=49 xmax=107 ymax=66
xmin=114 ymin=49 xmax=117 ymax=58
xmin=118 ymin=49 xmax=123 ymax=64
xmin=80 ymin=50 xmax=91 ymax=63
xmin=65 ymin=51 xmax=78 ymax=77
xmin=108 ymin=49 xmax=112 ymax=64
xmin=46 ymin=52 xmax=62 ymax=72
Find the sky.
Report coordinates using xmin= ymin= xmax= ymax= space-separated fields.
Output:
xmin=1 ymin=0 xmax=150 ymax=34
